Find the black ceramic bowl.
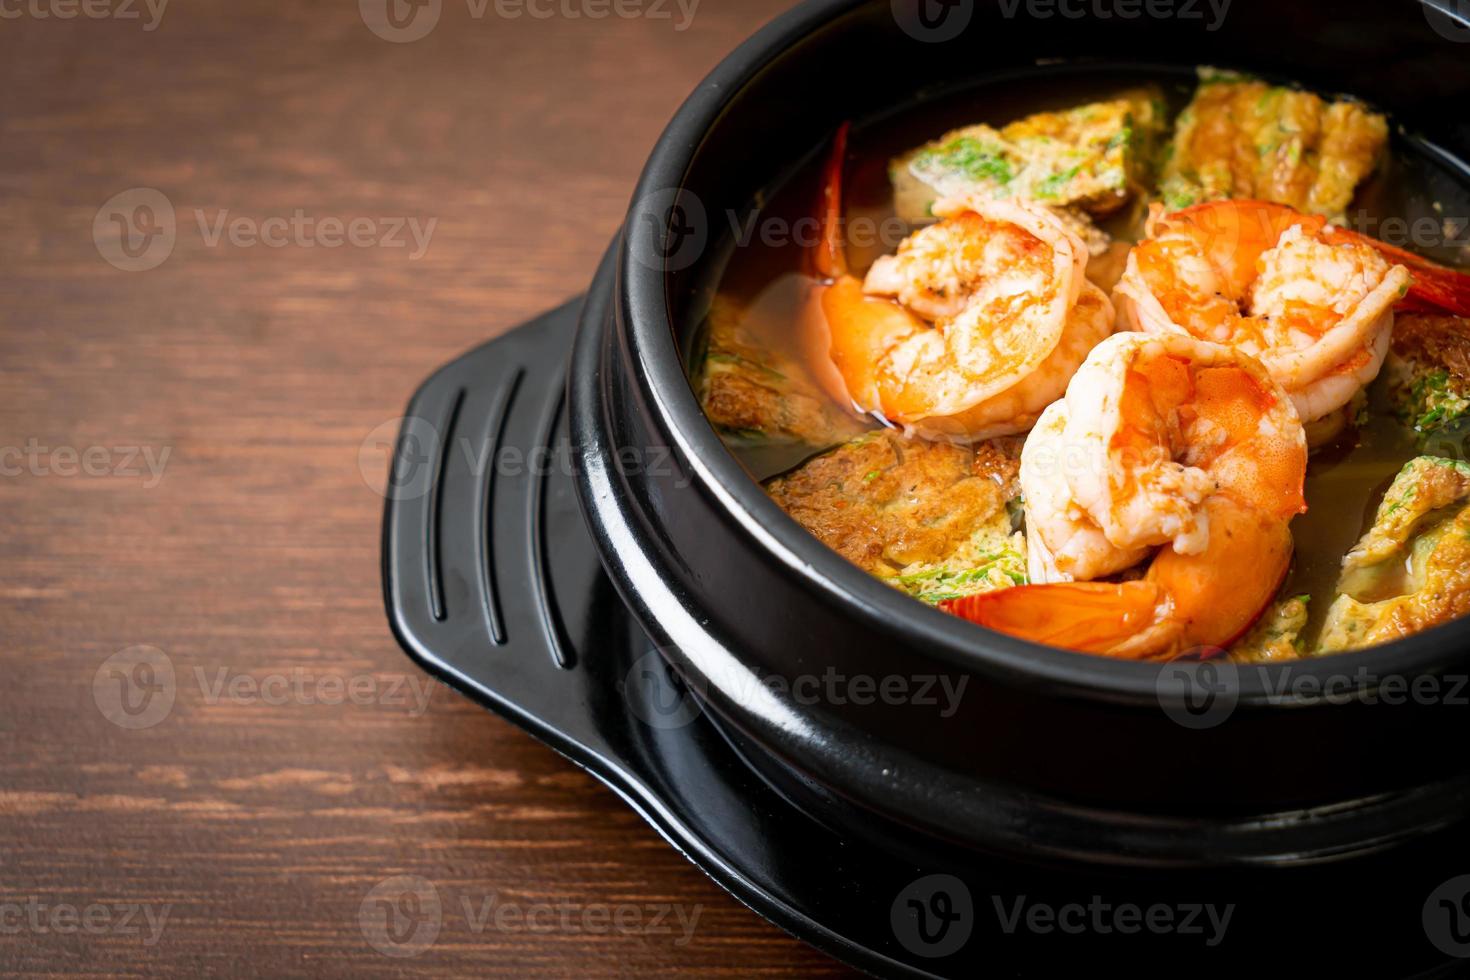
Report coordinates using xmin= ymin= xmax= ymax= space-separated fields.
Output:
xmin=570 ymin=0 xmax=1470 ymax=868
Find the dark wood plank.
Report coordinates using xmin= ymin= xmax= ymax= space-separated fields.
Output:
xmin=0 ymin=1 xmax=858 ymax=974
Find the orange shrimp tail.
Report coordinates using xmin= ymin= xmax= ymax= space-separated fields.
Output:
xmin=823 ymin=276 xmax=902 ymax=409
xmin=1145 ymin=501 xmax=1294 ymax=651
xmin=1393 ymin=293 xmax=1453 ymax=315
xmin=942 ymin=581 xmax=1165 ymax=657
xmin=1325 ymin=226 xmax=1470 ymax=317
xmin=802 ymin=122 xmax=882 ymax=414
xmin=812 ymin=121 xmax=850 ymax=281
xmin=946 ymin=499 xmax=1295 ymax=658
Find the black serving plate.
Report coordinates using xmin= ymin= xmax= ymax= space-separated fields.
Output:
xmin=383 ymin=248 xmax=1470 ymax=978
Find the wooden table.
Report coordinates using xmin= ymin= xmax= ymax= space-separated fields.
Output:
xmin=0 ymin=1 xmax=856 ymax=973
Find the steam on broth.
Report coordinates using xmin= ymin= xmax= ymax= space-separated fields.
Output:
xmin=691 ymin=66 xmax=1470 ymax=661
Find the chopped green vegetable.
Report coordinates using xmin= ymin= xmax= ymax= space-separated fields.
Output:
xmin=919 ymin=136 xmax=1015 ymax=185
xmin=1229 ymin=594 xmax=1310 ymax=662
xmin=890 ymin=525 xmax=1028 ymax=605
xmin=1034 ymin=165 xmax=1082 ymax=200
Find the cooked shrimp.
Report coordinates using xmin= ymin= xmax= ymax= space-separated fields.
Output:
xmin=1116 ymin=199 xmax=1411 ymax=431
xmin=1017 ymin=399 xmax=1148 ymax=584
xmin=944 ymin=332 xmax=1308 ymax=659
xmin=810 ymin=124 xmax=1114 ymax=442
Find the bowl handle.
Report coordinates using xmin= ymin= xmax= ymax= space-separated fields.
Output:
xmin=381 ymin=296 xmax=647 ymax=764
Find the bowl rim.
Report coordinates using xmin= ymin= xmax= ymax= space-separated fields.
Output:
xmin=617 ymin=0 xmax=1470 ymax=704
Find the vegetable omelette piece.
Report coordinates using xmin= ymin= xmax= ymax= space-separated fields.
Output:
xmin=1158 ymin=70 xmax=1387 ymax=221
xmin=698 ymin=294 xmax=866 ymax=445
xmin=1229 ymin=594 xmax=1310 ymax=662
xmin=765 ymin=431 xmax=1026 ymax=604
xmin=1385 ymin=313 xmax=1470 ymax=439
xmin=890 ymin=90 xmax=1165 ymax=226
xmin=1318 ymin=456 xmax=1470 ymax=653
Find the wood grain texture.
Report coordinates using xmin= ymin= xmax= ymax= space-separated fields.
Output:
xmin=0 ymin=1 xmax=857 ymax=974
